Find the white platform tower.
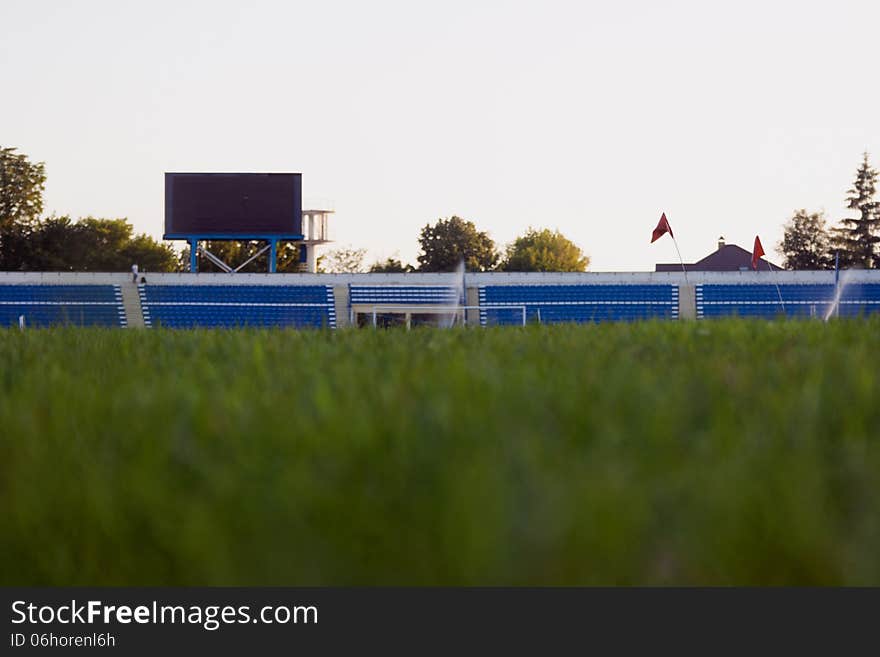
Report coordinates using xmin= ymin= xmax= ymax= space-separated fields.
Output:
xmin=300 ymin=201 xmax=333 ymax=273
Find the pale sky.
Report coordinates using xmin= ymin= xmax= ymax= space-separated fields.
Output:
xmin=2 ymin=0 xmax=878 ymax=271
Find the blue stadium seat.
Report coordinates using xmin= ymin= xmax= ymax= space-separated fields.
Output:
xmin=139 ymin=285 xmax=336 ymax=329
xmin=479 ymin=285 xmax=679 ymax=325
xmin=0 ymin=285 xmax=125 ymax=327
xmin=349 ymin=285 xmax=463 ymax=305
xmin=695 ymin=284 xmax=880 ymax=319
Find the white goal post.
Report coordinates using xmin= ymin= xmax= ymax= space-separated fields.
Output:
xmin=363 ymin=304 xmax=527 ymax=328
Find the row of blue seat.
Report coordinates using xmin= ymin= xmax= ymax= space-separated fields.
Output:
xmin=481 ymin=304 xmax=678 ymax=326
xmin=139 ymin=284 xmax=337 ymax=329
xmin=697 ymin=284 xmax=880 ymax=302
xmin=697 ymin=284 xmax=880 ymax=319
xmin=478 ymin=285 xmax=679 ymax=325
xmin=0 ymin=285 xmax=125 ymax=327
xmin=140 ymin=285 xmax=332 ymax=304
xmin=838 ymin=284 xmax=880 ymax=300
xmin=0 ymin=305 xmax=125 ymax=328
xmin=699 ymin=303 xmax=880 ymax=319
xmin=145 ymin=306 xmax=334 ymax=329
xmin=350 ymin=286 xmax=463 ymax=305
xmin=0 ymin=284 xmax=120 ymax=303
xmin=698 ymin=284 xmax=834 ymax=303
xmin=481 ymin=284 xmax=679 ymax=303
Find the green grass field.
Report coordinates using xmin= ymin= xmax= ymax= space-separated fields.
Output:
xmin=1 ymin=321 xmax=879 ymax=585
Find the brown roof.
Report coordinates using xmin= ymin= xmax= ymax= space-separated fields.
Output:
xmin=656 ymin=243 xmax=783 ymax=272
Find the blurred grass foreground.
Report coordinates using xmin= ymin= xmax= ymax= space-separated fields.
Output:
xmin=1 ymin=320 xmax=879 ymax=585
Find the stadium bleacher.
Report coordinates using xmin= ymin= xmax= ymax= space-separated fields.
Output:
xmin=696 ymin=284 xmax=880 ymax=319
xmin=478 ymin=284 xmax=679 ymax=325
xmin=2 ymin=276 xmax=879 ymax=330
xmin=839 ymin=283 xmax=880 ymax=316
xmin=0 ymin=285 xmax=126 ymax=327
xmin=139 ymin=285 xmax=336 ymax=328
xmin=349 ymin=285 xmax=463 ymax=306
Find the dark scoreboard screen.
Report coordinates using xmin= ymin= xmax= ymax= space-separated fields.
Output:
xmin=164 ymin=173 xmax=302 ymax=238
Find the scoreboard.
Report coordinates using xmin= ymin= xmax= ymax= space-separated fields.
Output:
xmin=164 ymin=173 xmax=303 ymax=238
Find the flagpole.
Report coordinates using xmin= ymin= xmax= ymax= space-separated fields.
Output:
xmin=671 ymin=236 xmax=689 ymax=287
xmin=651 ymin=213 xmax=687 ymax=286
xmin=753 ymin=236 xmax=785 ymax=316
xmin=765 ymin=259 xmax=786 ymax=315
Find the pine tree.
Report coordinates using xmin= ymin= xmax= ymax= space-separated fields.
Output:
xmin=778 ymin=210 xmax=833 ymax=270
xmin=832 ymin=153 xmax=879 ymax=268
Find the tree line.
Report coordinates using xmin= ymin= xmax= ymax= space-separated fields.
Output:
xmin=11 ymin=144 xmax=875 ymax=273
xmin=0 ymin=147 xmax=177 ymax=272
xmin=280 ymin=220 xmax=589 ymax=274
xmin=780 ymin=153 xmax=879 ymax=269
xmin=365 ymin=217 xmax=589 ymax=273
xmin=0 ymin=146 xmax=590 ymax=273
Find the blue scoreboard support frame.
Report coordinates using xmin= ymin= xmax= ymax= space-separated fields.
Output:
xmin=166 ymin=233 xmax=305 ymax=273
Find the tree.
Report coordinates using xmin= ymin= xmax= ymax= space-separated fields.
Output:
xmin=179 ymin=240 xmax=302 ymax=273
xmin=1 ymin=215 xmax=178 ymax=272
xmin=0 ymin=219 xmax=36 ymax=270
xmin=416 ymin=216 xmax=498 ymax=272
xmin=124 ymin=233 xmax=183 ymax=273
xmin=317 ymin=246 xmax=368 ymax=273
xmin=498 ymin=227 xmax=589 ymax=272
xmin=369 ymin=257 xmax=414 ymax=273
xmin=778 ymin=210 xmax=833 ymax=270
xmin=0 ymin=147 xmax=45 ymax=229
xmin=832 ymin=152 xmax=879 ymax=268
xmin=0 ymin=148 xmax=176 ymax=272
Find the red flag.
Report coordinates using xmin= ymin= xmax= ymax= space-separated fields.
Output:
xmin=751 ymin=236 xmax=765 ymax=270
xmin=651 ymin=213 xmax=674 ymax=243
